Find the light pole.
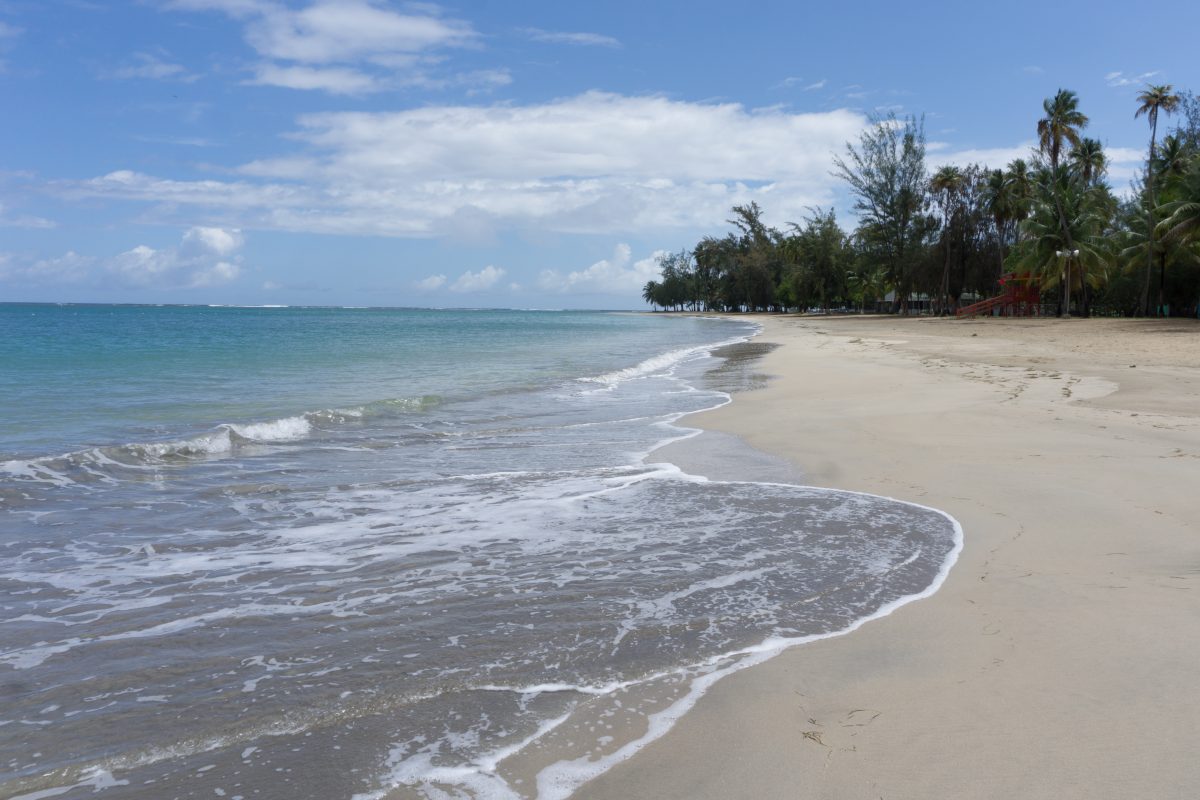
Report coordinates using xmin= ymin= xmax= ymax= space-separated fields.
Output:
xmin=1056 ymin=248 xmax=1080 ymax=317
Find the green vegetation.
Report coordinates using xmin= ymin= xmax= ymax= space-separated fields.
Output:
xmin=644 ymin=88 xmax=1200 ymax=317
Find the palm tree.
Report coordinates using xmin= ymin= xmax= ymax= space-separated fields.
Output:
xmin=1038 ymin=89 xmax=1089 ymax=173
xmin=1069 ymin=138 xmax=1107 ymax=185
xmin=1156 ymin=157 xmax=1200 ymax=247
xmin=930 ymin=165 xmax=965 ymax=313
xmin=1005 ymin=158 xmax=1035 ymax=236
xmin=1154 ymin=134 xmax=1191 ymax=191
xmin=1135 ymin=84 xmax=1182 ymax=315
xmin=1015 ymin=175 xmax=1108 ymax=315
xmin=984 ymin=159 xmax=1038 ymax=299
xmin=642 ymin=280 xmax=660 ymax=310
xmin=985 ymin=169 xmax=1012 ymax=281
xmin=847 ymin=265 xmax=889 ymax=313
xmin=1037 ymin=90 xmax=1089 ymax=315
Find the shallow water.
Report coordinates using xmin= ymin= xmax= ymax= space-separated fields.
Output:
xmin=0 ymin=306 xmax=959 ymax=800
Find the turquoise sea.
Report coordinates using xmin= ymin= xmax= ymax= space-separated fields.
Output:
xmin=0 ymin=305 xmax=959 ymax=800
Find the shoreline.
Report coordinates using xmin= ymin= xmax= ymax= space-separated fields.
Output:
xmin=576 ymin=314 xmax=1200 ymax=799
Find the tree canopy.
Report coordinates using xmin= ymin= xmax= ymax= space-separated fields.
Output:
xmin=643 ymin=86 xmax=1200 ymax=318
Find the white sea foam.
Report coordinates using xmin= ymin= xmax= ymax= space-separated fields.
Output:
xmin=7 ymin=768 xmax=128 ymax=800
xmin=533 ymin=496 xmax=963 ymax=800
xmin=578 ymin=332 xmax=752 ymax=388
xmin=228 ymin=415 xmax=311 ymax=442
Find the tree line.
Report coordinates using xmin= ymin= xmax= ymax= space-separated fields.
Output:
xmin=643 ymin=87 xmax=1200 ymax=317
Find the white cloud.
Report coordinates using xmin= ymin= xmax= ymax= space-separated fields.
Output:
xmin=1106 ymin=70 xmax=1160 ymax=88
xmin=392 ymin=67 xmax=512 ymax=93
xmin=109 ymin=227 xmax=245 ymax=287
xmin=166 ymin=0 xmax=267 ymax=16
xmin=774 ymin=77 xmax=827 ymax=91
xmin=450 ymin=265 xmax=505 ymax=292
xmin=1105 ymin=146 xmax=1145 ymax=163
xmin=68 ymin=92 xmax=867 ymax=237
xmin=0 ymin=251 xmax=95 ymax=284
xmin=0 ymin=203 xmax=56 ymax=229
xmin=931 ymin=140 xmax=1145 ymax=183
xmin=0 ymin=18 xmax=19 ymax=71
xmin=1104 ymin=146 xmax=1149 ymax=183
xmin=931 ymin=141 xmax=1040 ymax=170
xmin=248 ymin=63 xmax=380 ymax=93
xmin=2 ymin=227 xmax=248 ymax=290
xmin=242 ymin=1 xmax=474 ymax=63
xmin=415 ymin=273 xmax=446 ymax=291
xmin=183 ymin=225 xmax=243 ymax=256
xmin=167 ymin=0 xmax=478 ymax=94
xmin=523 ymin=28 xmax=620 ymax=48
xmin=537 ymin=243 xmax=663 ymax=295
xmin=446 ymin=68 xmax=511 ymax=91
xmin=110 ymin=52 xmax=196 ymax=81
xmin=133 ymin=135 xmax=218 ymax=147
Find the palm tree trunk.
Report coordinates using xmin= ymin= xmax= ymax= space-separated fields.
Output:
xmin=1140 ymin=254 xmax=1153 ymax=316
xmin=1046 ymin=152 xmax=1076 ymax=318
xmin=1159 ymin=251 xmax=1168 ymax=316
xmin=1051 ymin=192 xmax=1074 ymax=317
xmin=1144 ymin=115 xmax=1159 ymax=317
xmin=997 ymin=220 xmax=1007 ymax=292
xmin=940 ymin=246 xmax=951 ymax=316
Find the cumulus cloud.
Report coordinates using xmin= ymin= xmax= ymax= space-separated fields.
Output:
xmin=0 ymin=227 xmax=246 ymax=290
xmin=537 ymin=244 xmax=663 ymax=295
xmin=166 ymin=0 xmax=480 ymax=94
xmin=68 ymin=92 xmax=867 ymax=237
xmin=0 ymin=251 xmax=95 ymax=284
xmin=109 ymin=227 xmax=245 ymax=287
xmin=414 ymin=273 xmax=446 ymax=291
xmin=450 ymin=265 xmax=504 ymax=292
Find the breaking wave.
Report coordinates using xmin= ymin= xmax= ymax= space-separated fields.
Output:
xmin=0 ymin=395 xmax=443 ymax=487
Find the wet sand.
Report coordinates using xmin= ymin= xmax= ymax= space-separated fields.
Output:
xmin=578 ymin=315 xmax=1200 ymax=800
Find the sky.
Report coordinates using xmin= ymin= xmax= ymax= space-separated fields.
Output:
xmin=0 ymin=0 xmax=1196 ymax=308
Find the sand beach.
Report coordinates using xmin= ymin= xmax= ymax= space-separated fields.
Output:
xmin=579 ymin=314 xmax=1200 ymax=799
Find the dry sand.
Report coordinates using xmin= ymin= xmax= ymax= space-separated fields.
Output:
xmin=577 ymin=315 xmax=1200 ymax=800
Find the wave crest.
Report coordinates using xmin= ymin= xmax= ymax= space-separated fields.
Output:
xmin=1 ymin=395 xmax=442 ymax=487
xmin=579 ymin=336 xmax=751 ymax=388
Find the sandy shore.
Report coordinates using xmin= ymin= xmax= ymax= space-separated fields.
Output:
xmin=577 ymin=315 xmax=1200 ymax=799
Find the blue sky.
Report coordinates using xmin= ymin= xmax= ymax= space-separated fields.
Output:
xmin=1 ymin=0 xmax=1196 ymax=308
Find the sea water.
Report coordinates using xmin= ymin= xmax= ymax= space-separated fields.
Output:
xmin=0 ymin=305 xmax=959 ymax=799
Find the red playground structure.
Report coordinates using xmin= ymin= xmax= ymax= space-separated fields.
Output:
xmin=956 ymin=272 xmax=1042 ymax=318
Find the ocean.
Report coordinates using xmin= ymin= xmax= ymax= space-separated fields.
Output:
xmin=0 ymin=304 xmax=960 ymax=800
